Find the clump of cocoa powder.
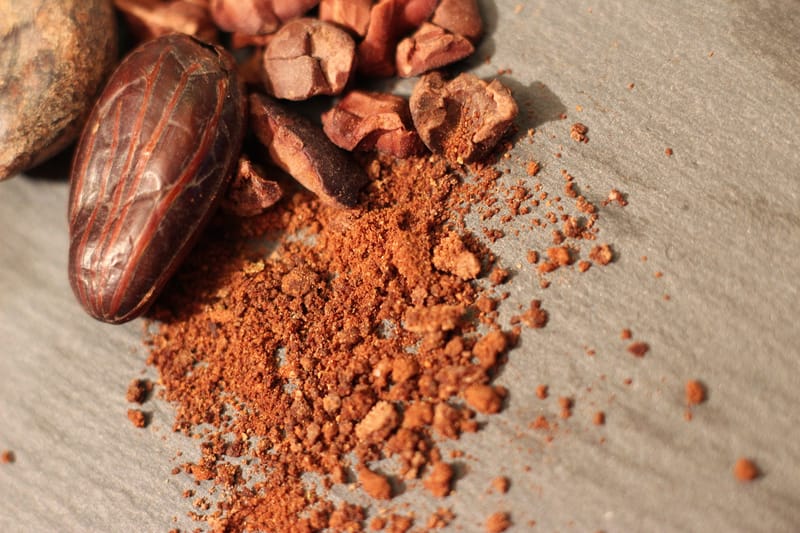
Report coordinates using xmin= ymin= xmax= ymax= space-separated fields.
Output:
xmin=145 ymin=151 xmax=539 ymax=531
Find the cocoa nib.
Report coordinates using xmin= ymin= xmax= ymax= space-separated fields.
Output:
xmin=221 ymin=156 xmax=282 ymax=217
xmin=209 ymin=0 xmax=280 ymax=35
xmin=114 ymin=0 xmax=218 ymax=44
xmin=357 ymin=0 xmax=402 ymax=77
xmin=319 ymin=0 xmax=372 ymax=37
xmin=432 ymin=0 xmax=484 ymax=43
xmin=249 ymin=93 xmax=368 ymax=208
xmin=321 ymin=91 xmax=424 ymax=158
xmin=396 ymin=23 xmax=474 ymax=78
xmin=262 ymin=18 xmax=355 ymax=101
xmin=410 ymin=72 xmax=518 ymax=164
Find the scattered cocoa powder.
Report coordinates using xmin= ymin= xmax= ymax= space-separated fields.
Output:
xmin=535 ymin=384 xmax=548 ymax=399
xmin=570 ymin=122 xmax=588 ymax=143
xmin=593 ymin=411 xmax=606 ymax=426
xmin=491 ymin=476 xmax=510 ymax=494
xmin=358 ymin=466 xmax=393 ymax=500
xmin=0 ymin=450 xmax=14 ymax=464
xmin=485 ymin=511 xmax=511 ymax=532
xmin=125 ymin=378 xmax=152 ymax=404
xmin=424 ymin=461 xmax=454 ymax=497
xmin=620 ymin=328 xmax=632 ymax=340
xmin=734 ymin=458 xmax=759 ymax=482
xmin=127 ymin=409 xmax=147 ymax=428
xmin=685 ymin=380 xmax=706 ymax=405
xmin=665 ymin=147 xmax=673 ymax=156
xmin=627 ymin=342 xmax=650 ymax=358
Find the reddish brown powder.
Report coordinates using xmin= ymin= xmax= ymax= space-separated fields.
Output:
xmin=0 ymin=450 xmax=14 ymax=464
xmin=734 ymin=458 xmax=759 ymax=482
xmin=485 ymin=511 xmax=512 ymax=532
xmin=627 ymin=342 xmax=650 ymax=358
xmin=491 ymin=476 xmax=510 ymax=494
xmin=685 ymin=380 xmax=706 ymax=405
xmin=126 ymin=378 xmax=152 ymax=404
xmin=142 ymin=151 xmax=551 ymax=531
xmin=127 ymin=409 xmax=146 ymax=428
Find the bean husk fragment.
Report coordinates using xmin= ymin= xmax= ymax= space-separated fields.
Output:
xmin=68 ymin=34 xmax=246 ymax=323
xmin=249 ymin=93 xmax=368 ymax=208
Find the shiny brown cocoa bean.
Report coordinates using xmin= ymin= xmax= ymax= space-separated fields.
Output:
xmin=249 ymin=93 xmax=368 ymax=208
xmin=69 ymin=34 xmax=246 ymax=323
xmin=0 ymin=0 xmax=117 ymax=180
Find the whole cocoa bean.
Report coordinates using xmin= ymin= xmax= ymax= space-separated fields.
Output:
xmin=0 ymin=0 xmax=117 ymax=180
xmin=69 ymin=34 xmax=246 ymax=323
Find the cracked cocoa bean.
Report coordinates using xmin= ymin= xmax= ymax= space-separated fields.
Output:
xmin=396 ymin=22 xmax=474 ymax=78
xmin=409 ymin=71 xmax=518 ymax=164
xmin=432 ymin=0 xmax=483 ymax=43
xmin=319 ymin=0 xmax=372 ymax=37
xmin=321 ymin=91 xmax=424 ymax=158
xmin=249 ymin=93 xmax=368 ymax=208
xmin=0 ymin=0 xmax=117 ymax=180
xmin=262 ymin=18 xmax=356 ymax=100
xmin=114 ymin=0 xmax=217 ymax=43
xmin=209 ymin=0 xmax=280 ymax=35
xmin=68 ymin=34 xmax=246 ymax=323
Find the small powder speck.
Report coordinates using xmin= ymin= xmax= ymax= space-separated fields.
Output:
xmin=685 ymin=380 xmax=706 ymax=405
xmin=665 ymin=147 xmax=673 ymax=156
xmin=127 ymin=409 xmax=147 ymax=428
xmin=535 ymin=384 xmax=548 ymax=399
xmin=620 ymin=328 xmax=632 ymax=340
xmin=593 ymin=411 xmax=606 ymax=425
xmin=491 ymin=476 xmax=510 ymax=494
xmin=486 ymin=511 xmax=512 ymax=533
xmin=1 ymin=450 xmax=14 ymax=464
xmin=627 ymin=342 xmax=649 ymax=358
xmin=734 ymin=458 xmax=759 ymax=482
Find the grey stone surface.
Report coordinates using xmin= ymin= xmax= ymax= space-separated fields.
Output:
xmin=2 ymin=1 xmax=799 ymax=531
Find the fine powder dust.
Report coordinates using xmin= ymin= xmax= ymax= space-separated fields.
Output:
xmin=144 ymin=148 xmax=611 ymax=531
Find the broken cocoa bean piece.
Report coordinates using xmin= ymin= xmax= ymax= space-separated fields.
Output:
xmin=321 ymin=91 xmax=424 ymax=158
xmin=270 ymin=0 xmax=321 ymax=23
xmin=208 ymin=0 xmax=280 ymax=35
xmin=397 ymin=0 xmax=439 ymax=29
xmin=262 ymin=18 xmax=356 ymax=100
xmin=357 ymin=0 xmax=401 ymax=77
xmin=409 ymin=72 xmax=518 ymax=164
xmin=221 ymin=156 xmax=282 ymax=217
xmin=396 ymin=22 xmax=475 ymax=78
xmin=319 ymin=0 xmax=372 ymax=37
xmin=431 ymin=0 xmax=483 ymax=43
xmin=115 ymin=0 xmax=218 ymax=43
xmin=249 ymin=93 xmax=368 ymax=207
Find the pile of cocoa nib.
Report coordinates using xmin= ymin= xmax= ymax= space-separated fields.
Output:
xmin=2 ymin=0 xmax=753 ymax=532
